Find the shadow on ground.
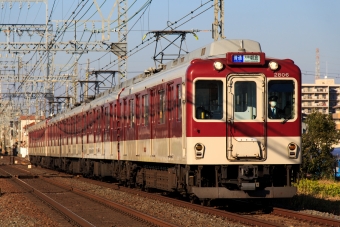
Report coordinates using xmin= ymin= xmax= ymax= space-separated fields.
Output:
xmin=281 ymin=195 xmax=340 ymax=215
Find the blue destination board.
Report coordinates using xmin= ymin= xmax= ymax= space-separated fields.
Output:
xmin=232 ymin=55 xmax=260 ymax=63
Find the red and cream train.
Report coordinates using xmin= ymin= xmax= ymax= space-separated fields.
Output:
xmin=28 ymin=39 xmax=301 ymax=200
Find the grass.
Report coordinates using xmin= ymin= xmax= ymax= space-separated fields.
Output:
xmin=295 ymin=179 xmax=340 ymax=199
xmin=287 ymin=179 xmax=340 ymax=215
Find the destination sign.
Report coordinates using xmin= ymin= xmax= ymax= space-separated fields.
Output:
xmin=232 ymin=54 xmax=260 ymax=63
xmin=226 ymin=52 xmax=265 ymax=65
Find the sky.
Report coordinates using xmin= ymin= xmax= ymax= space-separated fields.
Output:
xmin=0 ymin=0 xmax=340 ymax=93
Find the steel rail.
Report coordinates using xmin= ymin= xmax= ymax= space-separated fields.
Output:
xmin=3 ymin=171 xmax=95 ymax=227
xmin=42 ymin=177 xmax=177 ymax=227
xmin=70 ymin=177 xmax=281 ymax=227
xmin=272 ymin=207 xmax=340 ymax=227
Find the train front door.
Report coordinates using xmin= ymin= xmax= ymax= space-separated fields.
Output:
xmin=226 ymin=74 xmax=267 ymax=160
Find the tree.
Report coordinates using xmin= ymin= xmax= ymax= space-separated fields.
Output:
xmin=301 ymin=112 xmax=340 ymax=179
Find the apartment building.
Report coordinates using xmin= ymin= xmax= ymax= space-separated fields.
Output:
xmin=302 ymin=78 xmax=340 ymax=130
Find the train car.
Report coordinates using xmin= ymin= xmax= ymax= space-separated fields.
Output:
xmin=28 ymin=39 xmax=301 ymax=201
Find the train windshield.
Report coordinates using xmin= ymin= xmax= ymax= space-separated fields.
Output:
xmin=195 ymin=80 xmax=223 ymax=119
xmin=268 ymin=80 xmax=295 ymax=120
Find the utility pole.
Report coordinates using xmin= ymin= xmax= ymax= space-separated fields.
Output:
xmin=213 ymin=0 xmax=225 ymax=41
xmin=118 ymin=0 xmax=128 ymax=83
xmin=315 ymin=48 xmax=320 ymax=81
xmin=85 ymin=59 xmax=89 ymax=100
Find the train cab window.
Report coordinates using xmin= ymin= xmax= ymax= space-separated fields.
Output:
xmin=142 ymin=95 xmax=149 ymax=126
xmin=268 ymin=80 xmax=295 ymax=120
xmin=159 ymin=90 xmax=165 ymax=124
xmin=195 ymin=80 xmax=223 ymax=120
xmin=234 ymin=81 xmax=257 ymax=120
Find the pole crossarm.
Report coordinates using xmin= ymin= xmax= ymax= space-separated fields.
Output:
xmin=0 ymin=74 xmax=77 ymax=82
xmin=0 ymin=93 xmax=48 ymax=98
xmin=0 ymin=42 xmax=123 ymax=53
xmin=0 ymin=24 xmax=53 ymax=32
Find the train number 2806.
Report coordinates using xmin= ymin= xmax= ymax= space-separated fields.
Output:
xmin=274 ymin=73 xmax=290 ymax=77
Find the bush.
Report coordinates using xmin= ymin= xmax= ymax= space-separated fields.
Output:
xmin=295 ymin=179 xmax=340 ymax=198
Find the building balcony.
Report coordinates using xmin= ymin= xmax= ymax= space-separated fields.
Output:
xmin=335 ymin=124 xmax=340 ymax=130
xmin=302 ymin=97 xmax=328 ymax=100
xmin=302 ymin=90 xmax=328 ymax=94
xmin=333 ymin=113 xmax=340 ymax=120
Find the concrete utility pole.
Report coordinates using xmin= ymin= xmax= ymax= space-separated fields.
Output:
xmin=315 ymin=48 xmax=320 ymax=81
xmin=213 ymin=0 xmax=225 ymax=41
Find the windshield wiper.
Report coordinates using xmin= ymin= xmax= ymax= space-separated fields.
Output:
xmin=281 ymin=115 xmax=291 ymax=124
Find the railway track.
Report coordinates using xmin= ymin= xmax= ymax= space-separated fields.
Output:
xmin=1 ymin=165 xmax=176 ymax=227
xmin=74 ymin=177 xmax=340 ymax=227
xmin=8 ymin=162 xmax=340 ymax=227
xmin=271 ymin=207 xmax=340 ymax=227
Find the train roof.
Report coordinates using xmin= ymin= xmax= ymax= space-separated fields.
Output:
xmin=28 ymin=39 xmax=262 ymax=130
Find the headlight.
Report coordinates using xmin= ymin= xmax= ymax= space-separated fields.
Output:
xmin=214 ymin=61 xmax=224 ymax=71
xmin=269 ymin=61 xmax=279 ymax=71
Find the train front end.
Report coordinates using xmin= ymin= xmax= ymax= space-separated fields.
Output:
xmin=186 ymin=42 xmax=301 ymax=199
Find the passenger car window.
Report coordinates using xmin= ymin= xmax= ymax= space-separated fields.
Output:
xmin=195 ymin=80 xmax=223 ymax=120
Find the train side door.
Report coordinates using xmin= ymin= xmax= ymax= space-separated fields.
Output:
xmin=150 ymin=89 xmax=155 ymax=156
xmin=135 ymin=95 xmax=140 ymax=156
xmin=167 ymin=83 xmax=174 ymax=157
xmin=123 ymin=99 xmax=127 ymax=157
xmin=226 ymin=74 xmax=267 ymax=160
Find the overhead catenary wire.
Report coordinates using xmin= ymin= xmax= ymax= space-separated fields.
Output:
xmin=0 ymin=0 xmax=92 ymax=115
xmin=20 ymin=0 xmax=214 ymax=116
xmin=80 ymin=0 xmax=213 ymax=69
xmin=48 ymin=0 xmax=216 ymax=109
xmin=100 ymin=0 xmax=215 ymax=70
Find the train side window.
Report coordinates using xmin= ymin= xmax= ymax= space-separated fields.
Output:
xmin=142 ymin=95 xmax=149 ymax=126
xmin=159 ymin=90 xmax=165 ymax=124
xmin=123 ymin=100 xmax=127 ymax=126
xmin=268 ymin=80 xmax=295 ymax=120
xmin=105 ymin=107 xmax=110 ymax=129
xmin=114 ymin=104 xmax=117 ymax=121
xmin=136 ymin=95 xmax=140 ymax=126
xmin=177 ymin=84 xmax=182 ymax=121
xmin=129 ymin=99 xmax=134 ymax=128
xmin=234 ymin=81 xmax=257 ymax=120
xmin=195 ymin=80 xmax=223 ymax=120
